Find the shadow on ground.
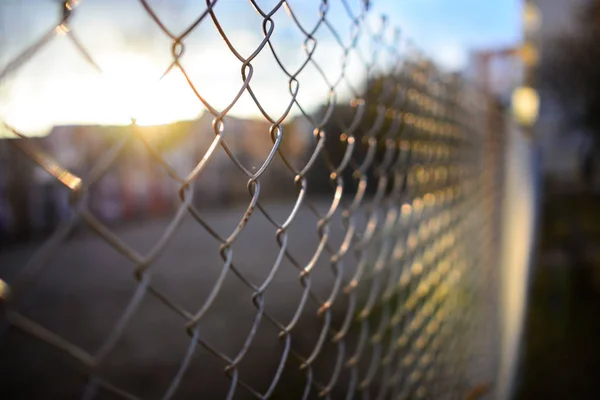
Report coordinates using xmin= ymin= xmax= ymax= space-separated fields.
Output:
xmin=516 ymin=189 xmax=600 ymax=399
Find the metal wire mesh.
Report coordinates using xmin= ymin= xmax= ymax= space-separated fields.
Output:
xmin=0 ymin=1 xmax=504 ymax=399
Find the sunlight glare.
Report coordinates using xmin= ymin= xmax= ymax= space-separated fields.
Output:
xmin=98 ymin=53 xmax=201 ymax=126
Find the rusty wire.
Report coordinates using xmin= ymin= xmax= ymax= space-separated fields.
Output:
xmin=0 ymin=0 xmax=502 ymax=399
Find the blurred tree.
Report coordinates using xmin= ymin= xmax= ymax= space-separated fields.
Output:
xmin=307 ymin=72 xmax=407 ymax=197
xmin=540 ymin=0 xmax=600 ymax=184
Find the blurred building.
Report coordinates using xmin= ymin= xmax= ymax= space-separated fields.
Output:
xmin=0 ymin=137 xmax=35 ymax=242
xmin=467 ymin=48 xmax=523 ymax=105
xmin=0 ymin=114 xmax=312 ymax=243
xmin=467 ymin=0 xmax=592 ymax=183
xmin=537 ymin=0 xmax=589 ymax=38
xmin=537 ymin=0 xmax=591 ymax=182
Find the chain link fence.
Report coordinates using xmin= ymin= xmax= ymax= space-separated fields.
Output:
xmin=0 ymin=1 xmax=505 ymax=398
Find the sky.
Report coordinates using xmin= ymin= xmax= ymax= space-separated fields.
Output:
xmin=0 ymin=0 xmax=522 ymax=135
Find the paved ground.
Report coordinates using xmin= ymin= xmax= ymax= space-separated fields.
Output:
xmin=0 ymin=200 xmax=377 ymax=399
xmin=0 ymin=198 xmax=498 ymax=399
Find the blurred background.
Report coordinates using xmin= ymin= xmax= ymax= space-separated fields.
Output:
xmin=1 ymin=0 xmax=599 ymax=399
xmin=513 ymin=0 xmax=600 ymax=398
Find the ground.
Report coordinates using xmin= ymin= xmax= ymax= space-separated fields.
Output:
xmin=0 ymin=198 xmax=498 ymax=399
xmin=0 ymin=200 xmax=359 ymax=398
xmin=515 ymin=190 xmax=600 ymax=399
